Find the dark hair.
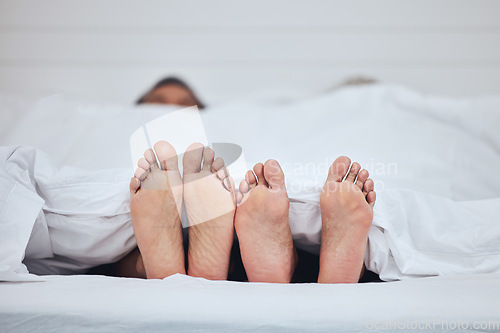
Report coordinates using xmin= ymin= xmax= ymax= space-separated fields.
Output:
xmin=136 ymin=76 xmax=205 ymax=109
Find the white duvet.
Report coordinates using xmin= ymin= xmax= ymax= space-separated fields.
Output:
xmin=1 ymin=84 xmax=499 ymax=282
xmin=2 ymin=273 xmax=499 ymax=332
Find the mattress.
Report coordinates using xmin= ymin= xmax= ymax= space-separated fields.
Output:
xmin=1 ymin=273 xmax=499 ymax=332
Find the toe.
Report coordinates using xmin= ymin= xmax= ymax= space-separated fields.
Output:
xmin=237 ymin=178 xmax=251 ymax=205
xmin=246 ymin=170 xmax=257 ymax=189
xmin=235 ymin=191 xmax=243 ymax=205
xmin=355 ymin=169 xmax=369 ymax=190
xmin=154 ymin=141 xmax=179 ymax=170
xmin=130 ymin=177 xmax=140 ymax=194
xmin=345 ymin=162 xmax=361 ymax=183
xmin=239 ymin=179 xmax=250 ymax=194
xmin=134 ymin=167 xmax=148 ymax=181
xmin=183 ymin=142 xmax=204 ymax=174
xmin=202 ymin=147 xmax=215 ymax=171
xmin=137 ymin=158 xmax=150 ymax=171
xmin=253 ymin=163 xmax=268 ymax=187
xmin=212 ymin=157 xmax=225 ymax=172
xmin=223 ymin=176 xmax=235 ymax=193
xmin=327 ymin=156 xmax=351 ymax=182
xmin=363 ymin=178 xmax=375 ymax=197
xmin=216 ymin=166 xmax=229 ymax=181
xmin=367 ymin=191 xmax=376 ymax=207
xmin=144 ymin=148 xmax=159 ymax=169
xmin=263 ymin=159 xmax=286 ymax=190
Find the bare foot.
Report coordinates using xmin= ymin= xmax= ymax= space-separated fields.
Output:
xmin=318 ymin=156 xmax=376 ymax=284
xmin=130 ymin=141 xmax=185 ymax=279
xmin=235 ymin=160 xmax=296 ymax=283
xmin=183 ymin=143 xmax=236 ymax=280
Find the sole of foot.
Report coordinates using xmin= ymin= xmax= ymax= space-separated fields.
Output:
xmin=318 ymin=156 xmax=376 ymax=284
xmin=130 ymin=141 xmax=185 ymax=279
xmin=235 ymin=160 xmax=296 ymax=283
xmin=183 ymin=143 xmax=236 ymax=280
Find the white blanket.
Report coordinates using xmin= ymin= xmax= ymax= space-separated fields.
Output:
xmin=1 ymin=84 xmax=500 ymax=281
xmin=1 ymin=273 xmax=499 ymax=332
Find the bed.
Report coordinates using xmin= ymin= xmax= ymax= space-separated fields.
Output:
xmin=1 ymin=274 xmax=499 ymax=332
xmin=1 ymin=84 xmax=500 ymax=331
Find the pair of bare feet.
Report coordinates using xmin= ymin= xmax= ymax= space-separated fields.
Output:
xmin=129 ymin=141 xmax=376 ymax=283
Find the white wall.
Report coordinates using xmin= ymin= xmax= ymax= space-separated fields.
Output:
xmin=1 ymin=0 xmax=499 ymax=104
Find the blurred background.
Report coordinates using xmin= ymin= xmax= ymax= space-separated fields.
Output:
xmin=0 ymin=0 xmax=499 ymax=104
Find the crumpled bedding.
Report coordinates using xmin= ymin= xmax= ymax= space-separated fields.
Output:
xmin=1 ymin=273 xmax=499 ymax=332
xmin=1 ymin=84 xmax=499 ymax=282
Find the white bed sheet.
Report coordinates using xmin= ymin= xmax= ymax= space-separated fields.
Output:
xmin=1 ymin=84 xmax=500 ymax=332
xmin=1 ymin=84 xmax=500 ymax=281
xmin=1 ymin=273 xmax=499 ymax=332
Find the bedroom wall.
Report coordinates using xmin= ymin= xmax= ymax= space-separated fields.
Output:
xmin=0 ymin=0 xmax=499 ymax=104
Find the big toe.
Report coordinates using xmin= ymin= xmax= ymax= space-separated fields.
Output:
xmin=154 ymin=141 xmax=179 ymax=170
xmin=327 ymin=156 xmax=351 ymax=182
xmin=263 ymin=159 xmax=286 ymax=190
xmin=183 ymin=142 xmax=204 ymax=174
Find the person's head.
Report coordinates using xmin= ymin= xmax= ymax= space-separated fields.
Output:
xmin=136 ymin=77 xmax=205 ymax=109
